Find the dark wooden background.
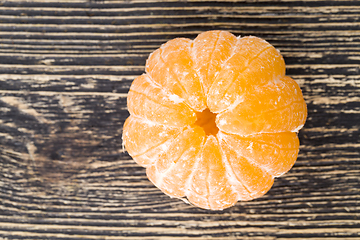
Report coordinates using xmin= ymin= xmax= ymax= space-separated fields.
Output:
xmin=0 ymin=0 xmax=359 ymax=239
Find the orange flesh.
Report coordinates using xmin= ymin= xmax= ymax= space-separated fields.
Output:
xmin=123 ymin=30 xmax=307 ymax=210
xmin=194 ymin=108 xmax=219 ymax=136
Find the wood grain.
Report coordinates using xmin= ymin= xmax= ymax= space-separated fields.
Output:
xmin=0 ymin=0 xmax=359 ymax=239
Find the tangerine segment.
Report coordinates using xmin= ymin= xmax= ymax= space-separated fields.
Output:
xmin=191 ymin=30 xmax=237 ymax=95
xmin=219 ymin=138 xmax=275 ymax=200
xmin=216 ymin=76 xmax=307 ymax=136
xmin=127 ymin=74 xmax=196 ymax=127
xmin=122 ymin=116 xmax=182 ymax=167
xmin=146 ymin=126 xmax=205 ymax=198
xmin=219 ymin=131 xmax=299 ymax=177
xmin=187 ymin=136 xmax=238 ymax=210
xmin=207 ymin=36 xmax=285 ymax=113
xmin=146 ymin=38 xmax=206 ymax=111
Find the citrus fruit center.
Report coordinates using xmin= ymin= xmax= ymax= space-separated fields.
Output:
xmin=195 ymin=108 xmax=219 ymax=136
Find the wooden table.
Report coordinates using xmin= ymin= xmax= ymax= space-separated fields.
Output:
xmin=1 ymin=0 xmax=359 ymax=239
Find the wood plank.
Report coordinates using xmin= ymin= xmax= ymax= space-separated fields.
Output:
xmin=0 ymin=0 xmax=360 ymax=239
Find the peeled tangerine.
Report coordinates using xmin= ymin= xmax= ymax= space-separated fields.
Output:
xmin=123 ymin=30 xmax=307 ymax=210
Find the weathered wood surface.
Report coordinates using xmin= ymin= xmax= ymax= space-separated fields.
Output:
xmin=0 ymin=0 xmax=359 ymax=239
